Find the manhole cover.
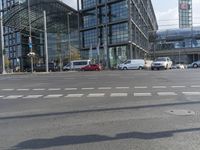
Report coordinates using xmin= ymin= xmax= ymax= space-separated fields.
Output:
xmin=166 ymin=109 xmax=195 ymax=116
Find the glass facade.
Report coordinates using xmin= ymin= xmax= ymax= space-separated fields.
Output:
xmin=79 ymin=0 xmax=158 ymax=68
xmin=179 ymin=0 xmax=192 ymax=28
xmin=153 ymin=27 xmax=200 ymax=64
xmin=1 ymin=0 xmax=79 ymax=72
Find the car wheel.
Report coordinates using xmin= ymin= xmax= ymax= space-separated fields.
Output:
xmin=193 ymin=64 xmax=198 ymax=68
xmin=138 ymin=66 xmax=143 ymax=70
xmin=123 ymin=67 xmax=128 ymax=70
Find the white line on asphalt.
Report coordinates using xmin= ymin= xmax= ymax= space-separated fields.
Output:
xmin=64 ymin=88 xmax=78 ymax=91
xmin=17 ymin=89 xmax=30 ymax=91
xmin=134 ymin=86 xmax=148 ymax=89
xmin=4 ymin=95 xmax=23 ymax=99
xmin=110 ymin=93 xmax=128 ymax=97
xmin=48 ymin=88 xmax=61 ymax=91
xmin=134 ymin=93 xmax=152 ymax=96
xmin=190 ymin=85 xmax=200 ymax=88
xmin=87 ymin=93 xmax=105 ymax=97
xmin=116 ymin=87 xmax=130 ymax=89
xmin=81 ymin=88 xmax=95 ymax=90
xmin=23 ymin=95 xmax=43 ymax=99
xmin=182 ymin=92 xmax=200 ymax=96
xmin=157 ymin=92 xmax=177 ymax=96
xmin=32 ymin=88 xmax=46 ymax=91
xmin=65 ymin=94 xmax=84 ymax=98
xmin=171 ymin=86 xmax=186 ymax=88
xmin=152 ymin=86 xmax=166 ymax=89
xmin=98 ymin=87 xmax=112 ymax=90
xmin=0 ymin=96 xmax=4 ymax=98
xmin=44 ymin=94 xmax=63 ymax=98
xmin=2 ymin=89 xmax=14 ymax=91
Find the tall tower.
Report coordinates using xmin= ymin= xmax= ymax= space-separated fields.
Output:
xmin=179 ymin=0 xmax=193 ymax=28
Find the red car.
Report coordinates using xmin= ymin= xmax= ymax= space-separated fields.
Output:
xmin=81 ymin=64 xmax=102 ymax=71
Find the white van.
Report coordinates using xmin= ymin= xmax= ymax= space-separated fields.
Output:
xmin=63 ymin=60 xmax=91 ymax=71
xmin=118 ymin=59 xmax=145 ymax=70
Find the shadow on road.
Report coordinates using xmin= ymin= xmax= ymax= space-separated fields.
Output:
xmin=1 ymin=100 xmax=200 ymax=120
xmin=13 ymin=127 xmax=200 ymax=149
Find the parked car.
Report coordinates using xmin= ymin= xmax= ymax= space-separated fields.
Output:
xmin=151 ymin=57 xmax=173 ymax=70
xmin=81 ymin=64 xmax=102 ymax=71
xmin=172 ymin=64 xmax=185 ymax=69
xmin=191 ymin=60 xmax=200 ymax=68
xmin=34 ymin=63 xmax=58 ymax=72
xmin=63 ymin=60 xmax=91 ymax=71
xmin=118 ymin=59 xmax=145 ymax=70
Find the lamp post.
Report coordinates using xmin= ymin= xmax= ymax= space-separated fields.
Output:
xmin=28 ymin=0 xmax=34 ymax=73
xmin=0 ymin=8 xmax=6 ymax=74
xmin=67 ymin=11 xmax=72 ymax=69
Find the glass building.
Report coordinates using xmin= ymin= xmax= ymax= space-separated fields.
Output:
xmin=78 ymin=0 xmax=158 ymax=69
xmin=0 ymin=0 xmax=79 ymax=72
xmin=179 ymin=0 xmax=192 ymax=28
xmin=152 ymin=27 xmax=200 ymax=64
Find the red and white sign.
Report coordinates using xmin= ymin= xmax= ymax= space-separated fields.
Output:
xmin=180 ymin=3 xmax=190 ymax=10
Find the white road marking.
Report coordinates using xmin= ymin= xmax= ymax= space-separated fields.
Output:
xmin=44 ymin=94 xmax=63 ymax=98
xmin=65 ymin=94 xmax=84 ymax=98
xmin=32 ymin=88 xmax=46 ymax=91
xmin=87 ymin=93 xmax=105 ymax=97
xmin=191 ymin=85 xmax=200 ymax=88
xmin=116 ymin=87 xmax=130 ymax=89
xmin=98 ymin=87 xmax=112 ymax=90
xmin=110 ymin=93 xmax=128 ymax=97
xmin=0 ymin=96 xmax=4 ymax=98
xmin=48 ymin=88 xmax=61 ymax=91
xmin=182 ymin=92 xmax=200 ymax=96
xmin=2 ymin=89 xmax=14 ymax=91
xmin=157 ymin=92 xmax=177 ymax=96
xmin=171 ymin=86 xmax=186 ymax=88
xmin=17 ymin=89 xmax=30 ymax=91
xmin=134 ymin=86 xmax=148 ymax=89
xmin=64 ymin=88 xmax=78 ymax=91
xmin=81 ymin=88 xmax=95 ymax=90
xmin=134 ymin=93 xmax=152 ymax=96
xmin=152 ymin=86 xmax=166 ymax=89
xmin=23 ymin=95 xmax=43 ymax=99
xmin=4 ymin=95 xmax=23 ymax=99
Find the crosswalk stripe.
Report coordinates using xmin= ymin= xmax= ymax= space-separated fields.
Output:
xmin=87 ymin=93 xmax=105 ymax=97
xmin=81 ymin=88 xmax=95 ymax=90
xmin=64 ymin=88 xmax=78 ymax=91
xmin=116 ymin=87 xmax=130 ymax=89
xmin=157 ymin=92 xmax=177 ymax=96
xmin=191 ymin=85 xmax=200 ymax=88
xmin=182 ymin=92 xmax=200 ymax=96
xmin=171 ymin=86 xmax=186 ymax=88
xmin=2 ymin=89 xmax=14 ymax=91
xmin=134 ymin=93 xmax=152 ymax=96
xmin=44 ymin=94 xmax=63 ymax=98
xmin=134 ymin=86 xmax=147 ymax=89
xmin=110 ymin=93 xmax=128 ymax=97
xmin=32 ymin=88 xmax=45 ymax=91
xmin=17 ymin=89 xmax=30 ymax=91
xmin=98 ymin=87 xmax=112 ymax=90
xmin=23 ymin=95 xmax=43 ymax=99
xmin=4 ymin=95 xmax=23 ymax=99
xmin=48 ymin=88 xmax=61 ymax=91
xmin=65 ymin=94 xmax=84 ymax=98
xmin=0 ymin=96 xmax=4 ymax=98
xmin=152 ymin=86 xmax=166 ymax=89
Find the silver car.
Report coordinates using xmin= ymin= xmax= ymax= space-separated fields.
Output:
xmin=151 ymin=57 xmax=173 ymax=70
xmin=191 ymin=61 xmax=200 ymax=68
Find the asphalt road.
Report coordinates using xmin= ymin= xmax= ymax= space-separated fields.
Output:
xmin=0 ymin=69 xmax=200 ymax=150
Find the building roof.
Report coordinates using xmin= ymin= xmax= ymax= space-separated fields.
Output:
xmin=3 ymin=0 xmax=78 ymax=33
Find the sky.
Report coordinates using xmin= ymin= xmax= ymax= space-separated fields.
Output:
xmin=63 ymin=0 xmax=200 ymax=30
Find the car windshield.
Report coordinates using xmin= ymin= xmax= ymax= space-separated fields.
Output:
xmin=155 ymin=58 xmax=167 ymax=61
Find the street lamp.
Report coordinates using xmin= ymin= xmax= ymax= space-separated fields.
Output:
xmin=0 ymin=8 xmax=6 ymax=74
xmin=67 ymin=11 xmax=72 ymax=69
xmin=28 ymin=0 xmax=34 ymax=73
